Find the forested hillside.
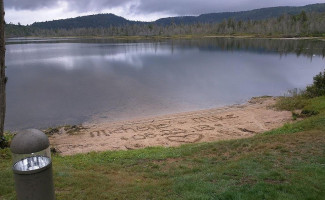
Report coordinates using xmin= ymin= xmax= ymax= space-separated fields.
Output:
xmin=29 ymin=3 xmax=325 ymax=29
xmin=156 ymin=3 xmax=325 ymax=25
xmin=32 ymin=13 xmax=137 ymax=29
xmin=5 ymin=3 xmax=325 ymax=38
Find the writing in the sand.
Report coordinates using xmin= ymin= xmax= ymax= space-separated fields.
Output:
xmin=192 ymin=114 xmax=238 ymax=123
xmin=90 ymin=124 xmax=215 ymax=138
xmin=90 ymin=123 xmax=171 ymax=137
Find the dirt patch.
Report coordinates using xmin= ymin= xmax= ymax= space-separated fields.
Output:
xmin=49 ymin=97 xmax=293 ymax=156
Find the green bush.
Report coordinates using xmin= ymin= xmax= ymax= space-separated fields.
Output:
xmin=306 ymin=70 xmax=325 ymax=97
xmin=300 ymin=109 xmax=319 ymax=117
xmin=0 ymin=132 xmax=15 ymax=149
xmin=274 ymin=95 xmax=308 ymax=111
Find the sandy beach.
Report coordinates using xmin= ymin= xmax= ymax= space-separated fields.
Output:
xmin=49 ymin=97 xmax=293 ymax=156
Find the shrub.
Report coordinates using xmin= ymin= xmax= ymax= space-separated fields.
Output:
xmin=0 ymin=132 xmax=15 ymax=149
xmin=306 ymin=70 xmax=325 ymax=97
xmin=274 ymin=95 xmax=308 ymax=111
xmin=300 ymin=109 xmax=319 ymax=117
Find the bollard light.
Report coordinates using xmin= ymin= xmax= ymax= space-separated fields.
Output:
xmin=10 ymin=129 xmax=55 ymax=200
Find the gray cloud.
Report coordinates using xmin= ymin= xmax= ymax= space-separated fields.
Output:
xmin=65 ymin=0 xmax=132 ymax=12
xmin=7 ymin=0 xmax=325 ymax=13
xmin=4 ymin=0 xmax=131 ymax=11
xmin=4 ymin=0 xmax=59 ymax=10
xmin=133 ymin=0 xmax=325 ymax=15
xmin=5 ymin=0 xmax=324 ymax=14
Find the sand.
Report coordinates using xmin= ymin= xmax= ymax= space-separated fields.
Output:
xmin=49 ymin=97 xmax=293 ymax=156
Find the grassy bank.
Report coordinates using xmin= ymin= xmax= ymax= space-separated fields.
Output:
xmin=1 ymin=96 xmax=325 ymax=200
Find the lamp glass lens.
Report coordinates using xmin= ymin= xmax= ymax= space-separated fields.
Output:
xmin=13 ymin=156 xmax=50 ymax=171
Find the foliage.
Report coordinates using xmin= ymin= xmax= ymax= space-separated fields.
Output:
xmin=275 ymin=69 xmax=325 ymax=112
xmin=275 ymin=68 xmax=325 ymax=121
xmin=4 ymin=4 xmax=325 ymax=38
xmin=32 ymin=14 xmax=133 ymax=29
xmin=267 ymin=96 xmax=325 ymax=135
xmin=274 ymin=95 xmax=308 ymax=111
xmin=293 ymin=11 xmax=308 ymax=22
xmin=5 ymin=23 xmax=34 ymax=37
xmin=306 ymin=70 xmax=325 ymax=97
xmin=156 ymin=4 xmax=325 ymax=25
xmin=0 ymin=147 xmax=10 ymax=159
xmin=0 ymin=136 xmax=7 ymax=149
xmin=0 ymin=132 xmax=15 ymax=149
xmin=29 ymin=3 xmax=325 ymax=28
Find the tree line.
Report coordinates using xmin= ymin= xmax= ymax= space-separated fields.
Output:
xmin=5 ymin=11 xmax=325 ymax=38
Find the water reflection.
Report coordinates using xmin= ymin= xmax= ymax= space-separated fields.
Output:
xmin=5 ymin=38 xmax=325 ymax=130
xmin=7 ymin=37 xmax=325 ymax=58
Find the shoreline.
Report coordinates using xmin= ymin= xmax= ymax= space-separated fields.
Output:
xmin=6 ymin=35 xmax=325 ymax=41
xmin=49 ymin=96 xmax=293 ymax=156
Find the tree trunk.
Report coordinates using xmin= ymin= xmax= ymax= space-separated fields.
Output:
xmin=0 ymin=0 xmax=6 ymax=140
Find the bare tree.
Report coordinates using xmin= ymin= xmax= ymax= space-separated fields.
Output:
xmin=0 ymin=0 xmax=6 ymax=143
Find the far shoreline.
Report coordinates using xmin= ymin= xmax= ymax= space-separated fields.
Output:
xmin=5 ymin=34 xmax=325 ymax=41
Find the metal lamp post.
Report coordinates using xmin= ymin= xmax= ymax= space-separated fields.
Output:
xmin=10 ymin=129 xmax=55 ymax=200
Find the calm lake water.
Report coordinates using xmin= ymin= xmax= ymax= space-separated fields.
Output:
xmin=5 ymin=38 xmax=325 ymax=130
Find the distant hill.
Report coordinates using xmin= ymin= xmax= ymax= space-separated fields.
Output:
xmin=155 ymin=3 xmax=325 ymax=25
xmin=25 ymin=3 xmax=325 ymax=29
xmin=31 ymin=13 xmax=137 ymax=29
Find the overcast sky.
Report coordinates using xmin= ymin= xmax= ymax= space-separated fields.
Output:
xmin=4 ymin=0 xmax=325 ymax=25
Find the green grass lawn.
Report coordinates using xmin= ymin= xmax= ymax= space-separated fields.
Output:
xmin=1 ymin=96 xmax=325 ymax=200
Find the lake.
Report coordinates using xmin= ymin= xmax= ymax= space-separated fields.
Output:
xmin=5 ymin=38 xmax=325 ymax=131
